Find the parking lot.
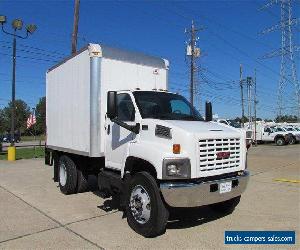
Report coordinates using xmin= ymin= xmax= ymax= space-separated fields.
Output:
xmin=0 ymin=144 xmax=299 ymax=249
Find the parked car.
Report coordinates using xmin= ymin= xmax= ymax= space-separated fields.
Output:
xmin=2 ymin=133 xmax=21 ymax=143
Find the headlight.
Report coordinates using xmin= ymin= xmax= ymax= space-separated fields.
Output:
xmin=162 ymin=158 xmax=191 ymax=179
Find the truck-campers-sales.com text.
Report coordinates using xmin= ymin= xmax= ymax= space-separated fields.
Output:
xmin=225 ymin=235 xmax=294 ymax=243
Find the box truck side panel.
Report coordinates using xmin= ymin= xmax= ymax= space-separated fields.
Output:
xmin=46 ymin=50 xmax=91 ymax=155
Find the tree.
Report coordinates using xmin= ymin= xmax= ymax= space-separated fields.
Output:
xmin=234 ymin=116 xmax=249 ymax=124
xmin=35 ymin=97 xmax=46 ymax=135
xmin=0 ymin=109 xmax=6 ymax=134
xmin=275 ymin=115 xmax=298 ymax=123
xmin=2 ymin=99 xmax=31 ymax=134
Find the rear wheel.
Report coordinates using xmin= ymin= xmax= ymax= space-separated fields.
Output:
xmin=77 ymin=168 xmax=89 ymax=193
xmin=289 ymin=136 xmax=296 ymax=145
xmin=275 ymin=137 xmax=285 ymax=146
xmin=210 ymin=195 xmax=241 ymax=214
xmin=59 ymin=155 xmax=77 ymax=195
xmin=126 ymin=172 xmax=169 ymax=238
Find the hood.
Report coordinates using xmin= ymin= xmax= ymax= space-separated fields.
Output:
xmin=155 ymin=120 xmax=242 ymax=137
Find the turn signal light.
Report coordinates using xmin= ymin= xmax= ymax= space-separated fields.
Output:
xmin=173 ymin=144 xmax=181 ymax=154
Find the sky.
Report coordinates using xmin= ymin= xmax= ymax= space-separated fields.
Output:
xmin=0 ymin=0 xmax=299 ymax=119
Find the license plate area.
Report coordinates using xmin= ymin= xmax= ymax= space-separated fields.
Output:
xmin=219 ymin=181 xmax=232 ymax=194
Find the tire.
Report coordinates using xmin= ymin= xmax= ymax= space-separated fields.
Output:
xmin=126 ymin=172 xmax=169 ymax=238
xmin=275 ymin=137 xmax=285 ymax=146
xmin=58 ymin=155 xmax=77 ymax=195
xmin=289 ymin=137 xmax=296 ymax=145
xmin=210 ymin=195 xmax=241 ymax=214
xmin=77 ymin=169 xmax=89 ymax=193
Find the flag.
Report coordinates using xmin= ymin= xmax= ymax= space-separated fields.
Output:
xmin=27 ymin=113 xmax=36 ymax=129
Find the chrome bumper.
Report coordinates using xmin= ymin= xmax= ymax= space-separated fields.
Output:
xmin=160 ymin=170 xmax=250 ymax=207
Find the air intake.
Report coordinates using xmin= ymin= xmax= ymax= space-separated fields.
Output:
xmin=155 ymin=125 xmax=172 ymax=139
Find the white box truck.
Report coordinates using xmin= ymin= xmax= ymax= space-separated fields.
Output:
xmin=45 ymin=43 xmax=249 ymax=237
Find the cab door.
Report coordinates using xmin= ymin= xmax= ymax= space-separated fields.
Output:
xmin=105 ymin=93 xmax=136 ymax=170
xmin=262 ymin=127 xmax=273 ymax=141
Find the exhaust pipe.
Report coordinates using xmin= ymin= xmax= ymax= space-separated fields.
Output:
xmin=205 ymin=101 xmax=212 ymax=122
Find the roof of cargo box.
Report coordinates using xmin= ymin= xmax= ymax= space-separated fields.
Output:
xmin=48 ymin=43 xmax=169 ymax=72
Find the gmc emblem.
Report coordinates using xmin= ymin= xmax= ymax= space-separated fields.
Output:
xmin=216 ymin=152 xmax=230 ymax=159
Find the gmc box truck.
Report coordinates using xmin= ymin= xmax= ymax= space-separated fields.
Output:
xmin=45 ymin=43 xmax=249 ymax=237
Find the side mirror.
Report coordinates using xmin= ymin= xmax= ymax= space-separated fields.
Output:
xmin=107 ymin=91 xmax=117 ymax=119
xmin=205 ymin=101 xmax=212 ymax=122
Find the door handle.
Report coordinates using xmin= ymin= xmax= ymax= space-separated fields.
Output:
xmin=107 ymin=124 xmax=110 ymax=135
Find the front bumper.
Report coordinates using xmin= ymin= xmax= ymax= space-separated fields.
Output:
xmin=160 ymin=170 xmax=250 ymax=207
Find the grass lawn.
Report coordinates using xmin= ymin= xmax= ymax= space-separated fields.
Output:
xmin=21 ymin=135 xmax=45 ymax=141
xmin=0 ymin=147 xmax=45 ymax=160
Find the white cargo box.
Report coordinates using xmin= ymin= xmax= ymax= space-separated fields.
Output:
xmin=46 ymin=43 xmax=169 ymax=157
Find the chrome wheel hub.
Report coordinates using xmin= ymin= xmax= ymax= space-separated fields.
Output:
xmin=59 ymin=163 xmax=67 ymax=186
xmin=130 ymin=185 xmax=151 ymax=224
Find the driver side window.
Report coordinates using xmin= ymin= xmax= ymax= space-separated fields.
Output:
xmin=117 ymin=93 xmax=135 ymax=122
xmin=264 ymin=127 xmax=271 ymax=133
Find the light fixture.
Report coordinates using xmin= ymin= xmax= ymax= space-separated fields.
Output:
xmin=12 ymin=19 xmax=23 ymax=30
xmin=26 ymin=24 xmax=37 ymax=34
xmin=0 ymin=15 xmax=6 ymax=25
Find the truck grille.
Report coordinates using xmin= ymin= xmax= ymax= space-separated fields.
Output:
xmin=199 ymin=138 xmax=240 ymax=171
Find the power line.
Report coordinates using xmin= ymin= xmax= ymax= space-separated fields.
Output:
xmin=0 ymin=39 xmax=67 ymax=57
xmin=0 ymin=52 xmax=58 ymax=63
xmin=0 ymin=44 xmax=64 ymax=60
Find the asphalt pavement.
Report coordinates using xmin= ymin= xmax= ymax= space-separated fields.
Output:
xmin=0 ymin=144 xmax=299 ymax=249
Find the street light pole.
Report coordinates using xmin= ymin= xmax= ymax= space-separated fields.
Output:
xmin=0 ymin=15 xmax=37 ymax=160
xmin=11 ymin=32 xmax=16 ymax=146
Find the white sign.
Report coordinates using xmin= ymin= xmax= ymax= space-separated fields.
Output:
xmin=220 ymin=181 xmax=232 ymax=194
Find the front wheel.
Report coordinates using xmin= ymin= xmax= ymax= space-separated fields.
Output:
xmin=126 ymin=172 xmax=169 ymax=238
xmin=210 ymin=195 xmax=241 ymax=214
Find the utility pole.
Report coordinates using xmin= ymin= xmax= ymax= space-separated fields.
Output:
xmin=190 ymin=21 xmax=195 ymax=106
xmin=185 ymin=21 xmax=201 ymax=107
xmin=254 ymin=69 xmax=258 ymax=146
xmin=259 ymin=0 xmax=300 ymax=120
xmin=247 ymin=77 xmax=253 ymax=129
xmin=240 ymin=64 xmax=245 ymax=127
xmin=71 ymin=0 xmax=80 ymax=55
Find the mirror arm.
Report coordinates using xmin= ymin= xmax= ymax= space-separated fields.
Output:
xmin=111 ymin=118 xmax=140 ymax=134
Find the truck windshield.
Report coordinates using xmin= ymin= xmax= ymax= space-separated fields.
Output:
xmin=133 ymin=91 xmax=204 ymax=121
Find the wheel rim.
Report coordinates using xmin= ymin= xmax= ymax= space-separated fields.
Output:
xmin=278 ymin=139 xmax=283 ymax=145
xmin=59 ymin=163 xmax=67 ymax=186
xmin=129 ymin=185 xmax=151 ymax=224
